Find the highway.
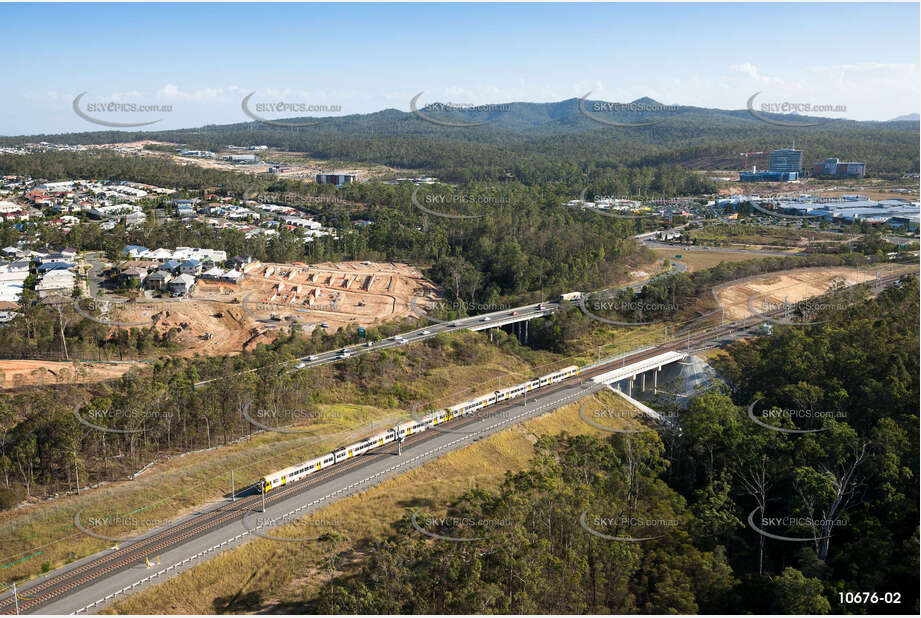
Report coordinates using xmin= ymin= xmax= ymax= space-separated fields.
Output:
xmin=1 ymin=270 xmax=907 ymax=615
xmin=194 ymin=301 xmax=557 ymax=388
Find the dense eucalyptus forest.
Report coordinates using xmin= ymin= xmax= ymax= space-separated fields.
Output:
xmin=313 ymin=276 xmax=919 ymax=614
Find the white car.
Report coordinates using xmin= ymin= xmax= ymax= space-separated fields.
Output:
xmin=421 ymin=329 xmax=431 ymax=335
xmin=294 ymin=362 xmax=306 ymax=369
xmin=365 ymin=341 xmax=374 ymax=347
xmin=307 ymin=355 xmax=318 ymax=361
xmin=481 ymin=316 xmax=491 ymax=322
xmin=338 ymin=351 xmax=351 ymax=359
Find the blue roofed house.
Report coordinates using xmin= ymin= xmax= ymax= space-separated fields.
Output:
xmin=158 ymin=260 xmax=181 ymax=274
xmin=37 ymin=261 xmax=74 ymax=273
xmin=178 ymin=259 xmax=202 ymax=276
xmin=123 ymin=245 xmax=149 ymax=259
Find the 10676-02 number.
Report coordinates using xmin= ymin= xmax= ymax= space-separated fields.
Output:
xmin=839 ymin=592 xmax=901 ymax=604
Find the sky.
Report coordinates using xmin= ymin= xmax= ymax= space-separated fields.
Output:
xmin=2 ymin=2 xmax=919 ymax=135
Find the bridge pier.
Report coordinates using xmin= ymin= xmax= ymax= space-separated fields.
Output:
xmin=641 ymin=372 xmax=646 ymax=392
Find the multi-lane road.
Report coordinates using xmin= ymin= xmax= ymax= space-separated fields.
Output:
xmin=194 ymin=301 xmax=558 ymax=388
xmin=0 ymin=301 xmax=783 ymax=615
xmin=2 ymin=270 xmax=909 ymax=615
xmin=1 ymin=268 xmax=911 ymax=615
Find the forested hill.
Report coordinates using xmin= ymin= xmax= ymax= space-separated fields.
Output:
xmin=2 ymin=97 xmax=917 ymax=182
xmin=313 ymin=275 xmax=920 ymax=615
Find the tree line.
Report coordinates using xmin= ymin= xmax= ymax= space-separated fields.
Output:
xmin=312 ymin=274 xmax=919 ymax=614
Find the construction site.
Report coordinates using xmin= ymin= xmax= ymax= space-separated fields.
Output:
xmin=713 ymin=265 xmax=916 ymax=321
xmin=114 ymin=260 xmax=440 ymax=357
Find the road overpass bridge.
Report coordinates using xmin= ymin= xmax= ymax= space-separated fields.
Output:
xmin=467 ymin=304 xmax=556 ymax=338
xmin=591 ymin=350 xmax=685 ymax=396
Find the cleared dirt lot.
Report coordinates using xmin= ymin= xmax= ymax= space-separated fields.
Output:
xmin=114 ymin=261 xmax=440 ymax=357
xmin=714 ymin=265 xmax=915 ymax=321
xmin=0 ymin=360 xmax=137 ymax=389
xmin=650 ymin=248 xmax=779 ymax=272
xmin=90 ymin=141 xmax=415 ymax=182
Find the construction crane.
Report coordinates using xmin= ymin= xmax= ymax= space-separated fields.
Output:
xmin=740 ymin=151 xmax=764 ymax=170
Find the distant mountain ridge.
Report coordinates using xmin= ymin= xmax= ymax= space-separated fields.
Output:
xmin=2 ymin=96 xmax=905 ymax=142
xmin=1 ymin=96 xmax=917 ymax=179
xmin=889 ymin=113 xmax=920 ymax=122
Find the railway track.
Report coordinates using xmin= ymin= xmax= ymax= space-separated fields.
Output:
xmin=0 ymin=271 xmax=905 ymax=614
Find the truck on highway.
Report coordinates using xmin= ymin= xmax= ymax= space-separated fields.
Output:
xmin=559 ymin=291 xmax=582 ymax=302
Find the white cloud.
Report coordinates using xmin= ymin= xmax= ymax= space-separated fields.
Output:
xmin=158 ymin=84 xmax=230 ymax=102
xmin=810 ymin=62 xmax=917 ymax=73
xmin=730 ymin=62 xmax=784 ymax=86
xmin=110 ymin=89 xmax=143 ymax=101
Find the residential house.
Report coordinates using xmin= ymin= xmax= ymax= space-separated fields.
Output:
xmin=168 ymin=273 xmax=196 ymax=296
xmin=226 ymin=255 xmax=254 ymax=270
xmin=144 ymin=270 xmax=172 ymax=291
xmin=200 ymin=267 xmax=224 ymax=280
xmin=178 ymin=259 xmax=202 ymax=276
xmin=123 ymin=245 xmax=149 ymax=259
xmin=35 ymin=269 xmax=76 ymax=298
xmin=158 ymin=260 xmax=181 ymax=274
xmin=220 ymin=269 xmax=243 ymax=284
xmin=119 ymin=266 xmax=148 ymax=286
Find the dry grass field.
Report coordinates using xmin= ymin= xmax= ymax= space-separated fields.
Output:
xmin=0 ymin=333 xmax=547 ymax=585
xmin=649 ymin=248 xmax=777 ymax=272
xmin=104 ymin=389 xmax=642 ymax=614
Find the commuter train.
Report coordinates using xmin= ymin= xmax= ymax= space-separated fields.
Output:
xmin=259 ymin=364 xmax=580 ymax=492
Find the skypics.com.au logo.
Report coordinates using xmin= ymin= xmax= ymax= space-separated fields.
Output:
xmin=579 ymin=509 xmax=679 ymax=542
xmin=570 ymin=188 xmax=659 ymax=220
xmin=409 ymin=401 xmax=512 ymax=436
xmin=745 ymin=294 xmax=851 ymax=327
xmin=73 ymin=297 xmax=155 ymax=328
xmin=242 ymin=402 xmax=343 ymax=434
xmin=410 ymin=186 xmax=501 ymax=220
xmin=241 ymin=512 xmax=344 ymax=543
xmin=747 ymin=506 xmax=848 ymax=543
xmin=410 ymin=509 xmax=512 ymax=542
xmin=578 ymin=293 xmax=680 ymax=327
xmin=746 ymin=92 xmax=846 ymax=128
xmin=73 ymin=92 xmax=172 ymax=128
xmin=241 ymin=91 xmax=343 ymax=128
xmin=746 ymin=398 xmax=846 ymax=434
xmin=578 ymin=401 xmax=678 ymax=434
xmin=74 ymin=509 xmax=167 ymax=543
xmin=409 ymin=298 xmax=512 ymax=324
xmin=73 ymin=404 xmax=172 ymax=434
xmin=410 ymin=92 xmax=510 ymax=128
xmin=578 ymin=94 xmax=678 ymax=127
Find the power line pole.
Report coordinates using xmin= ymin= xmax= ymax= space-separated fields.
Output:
xmin=231 ymin=470 xmax=235 ymax=502
xmin=13 ymin=582 xmax=19 ymax=615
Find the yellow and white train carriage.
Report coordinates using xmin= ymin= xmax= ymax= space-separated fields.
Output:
xmin=259 ymin=365 xmax=579 ymax=493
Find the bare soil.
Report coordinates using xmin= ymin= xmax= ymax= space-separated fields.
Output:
xmin=714 ymin=266 xmax=913 ymax=320
xmin=0 ymin=360 xmax=136 ymax=389
xmin=113 ymin=261 xmax=440 ymax=357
